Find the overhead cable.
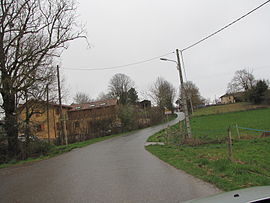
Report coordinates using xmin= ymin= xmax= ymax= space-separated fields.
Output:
xmin=181 ymin=0 xmax=270 ymax=52
xmin=62 ymin=51 xmax=174 ymax=71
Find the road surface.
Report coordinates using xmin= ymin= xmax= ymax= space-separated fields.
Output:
xmin=0 ymin=113 xmax=220 ymax=203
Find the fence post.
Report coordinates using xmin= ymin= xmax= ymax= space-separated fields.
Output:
xmin=165 ymin=126 xmax=169 ymax=145
xmin=236 ymin=123 xmax=240 ymax=139
xmin=227 ymin=127 xmax=233 ymax=162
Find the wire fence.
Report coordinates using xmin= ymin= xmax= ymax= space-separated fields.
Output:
xmin=162 ymin=121 xmax=270 ymax=162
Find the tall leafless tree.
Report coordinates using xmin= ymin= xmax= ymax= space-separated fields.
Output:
xmin=227 ymin=69 xmax=256 ymax=93
xmin=96 ymin=91 xmax=113 ymax=101
xmin=73 ymin=92 xmax=92 ymax=104
xmin=182 ymin=81 xmax=205 ymax=110
xmin=150 ymin=77 xmax=176 ymax=112
xmin=0 ymin=0 xmax=86 ymax=156
xmin=17 ymin=64 xmax=59 ymax=158
xmin=108 ymin=73 xmax=135 ymax=104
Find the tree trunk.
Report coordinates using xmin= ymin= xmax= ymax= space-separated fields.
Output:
xmin=1 ymin=73 xmax=19 ymax=158
xmin=3 ymin=93 xmax=19 ymax=157
xmin=24 ymin=93 xmax=31 ymax=159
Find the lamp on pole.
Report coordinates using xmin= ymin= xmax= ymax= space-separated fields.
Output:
xmin=160 ymin=49 xmax=192 ymax=138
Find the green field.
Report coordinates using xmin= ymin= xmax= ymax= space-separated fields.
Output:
xmin=149 ymin=108 xmax=270 ymax=143
xmin=193 ymin=102 xmax=269 ymax=117
xmin=146 ymin=137 xmax=270 ymax=191
xmin=192 ymin=108 xmax=270 ymax=141
xmin=146 ymin=105 xmax=270 ymax=191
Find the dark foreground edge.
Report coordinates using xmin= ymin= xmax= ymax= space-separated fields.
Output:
xmin=183 ymin=186 xmax=270 ymax=203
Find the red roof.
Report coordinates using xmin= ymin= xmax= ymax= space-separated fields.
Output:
xmin=18 ymin=100 xmax=72 ymax=110
xmin=50 ymin=103 xmax=72 ymax=109
xmin=69 ymin=99 xmax=118 ymax=111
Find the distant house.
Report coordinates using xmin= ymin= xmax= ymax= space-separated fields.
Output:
xmin=138 ymin=100 xmax=151 ymax=109
xmin=17 ymin=100 xmax=72 ymax=140
xmin=220 ymin=94 xmax=235 ymax=104
xmin=220 ymin=92 xmax=245 ymax=104
xmin=67 ymin=99 xmax=120 ymax=141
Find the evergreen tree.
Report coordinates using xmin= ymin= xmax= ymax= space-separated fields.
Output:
xmin=127 ymin=88 xmax=139 ymax=104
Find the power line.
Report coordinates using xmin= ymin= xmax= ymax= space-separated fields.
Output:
xmin=181 ymin=0 xmax=270 ymax=52
xmin=63 ymin=1 xmax=270 ymax=73
xmin=62 ymin=51 xmax=174 ymax=71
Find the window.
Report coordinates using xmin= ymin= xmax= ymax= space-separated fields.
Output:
xmin=36 ymin=124 xmax=44 ymax=132
xmin=74 ymin=121 xmax=80 ymax=129
xmin=56 ymin=122 xmax=61 ymax=130
xmin=55 ymin=108 xmax=60 ymax=115
xmin=36 ymin=113 xmax=42 ymax=117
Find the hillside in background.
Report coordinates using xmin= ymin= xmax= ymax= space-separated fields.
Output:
xmin=193 ymin=102 xmax=270 ymax=117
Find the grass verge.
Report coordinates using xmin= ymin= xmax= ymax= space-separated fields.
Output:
xmin=146 ymin=107 xmax=270 ymax=191
xmin=146 ymin=138 xmax=270 ymax=191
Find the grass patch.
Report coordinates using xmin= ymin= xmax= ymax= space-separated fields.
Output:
xmin=146 ymin=137 xmax=270 ymax=191
xmin=147 ymin=122 xmax=180 ymax=143
xmin=163 ymin=113 xmax=177 ymax=123
xmin=191 ymin=108 xmax=270 ymax=141
xmin=193 ymin=102 xmax=269 ymax=117
xmin=149 ymin=107 xmax=270 ymax=143
xmin=147 ymin=114 xmax=177 ymax=142
xmin=146 ymin=107 xmax=270 ymax=191
xmin=147 ymin=129 xmax=166 ymax=142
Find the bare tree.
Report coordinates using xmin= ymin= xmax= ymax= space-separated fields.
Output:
xmin=96 ymin=91 xmax=113 ymax=101
xmin=73 ymin=92 xmax=92 ymax=104
xmin=227 ymin=69 xmax=256 ymax=93
xmin=17 ymin=65 xmax=59 ymax=158
xmin=0 ymin=0 xmax=86 ymax=156
xmin=182 ymin=81 xmax=205 ymax=110
xmin=108 ymin=73 xmax=135 ymax=104
xmin=150 ymin=77 xmax=176 ymax=112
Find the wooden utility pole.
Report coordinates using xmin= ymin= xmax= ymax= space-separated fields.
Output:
xmin=176 ymin=49 xmax=192 ymax=138
xmin=46 ymin=84 xmax=50 ymax=143
xmin=57 ymin=65 xmax=68 ymax=145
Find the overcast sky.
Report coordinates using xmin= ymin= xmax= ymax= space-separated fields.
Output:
xmin=60 ymin=0 xmax=270 ymax=104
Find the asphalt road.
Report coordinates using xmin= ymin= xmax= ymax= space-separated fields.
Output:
xmin=0 ymin=113 xmax=220 ymax=203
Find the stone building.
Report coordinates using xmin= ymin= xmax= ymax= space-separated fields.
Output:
xmin=17 ymin=101 xmax=71 ymax=141
xmin=67 ymin=99 xmax=120 ymax=142
xmin=220 ymin=92 xmax=245 ymax=104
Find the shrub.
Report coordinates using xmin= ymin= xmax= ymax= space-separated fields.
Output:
xmin=26 ymin=141 xmax=51 ymax=157
xmin=0 ymin=143 xmax=8 ymax=164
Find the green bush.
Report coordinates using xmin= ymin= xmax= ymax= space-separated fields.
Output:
xmin=28 ymin=141 xmax=51 ymax=156
xmin=0 ymin=143 xmax=8 ymax=164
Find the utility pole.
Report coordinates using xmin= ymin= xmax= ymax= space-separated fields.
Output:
xmin=57 ymin=65 xmax=68 ymax=145
xmin=176 ymin=49 xmax=192 ymax=138
xmin=46 ymin=84 xmax=50 ymax=143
